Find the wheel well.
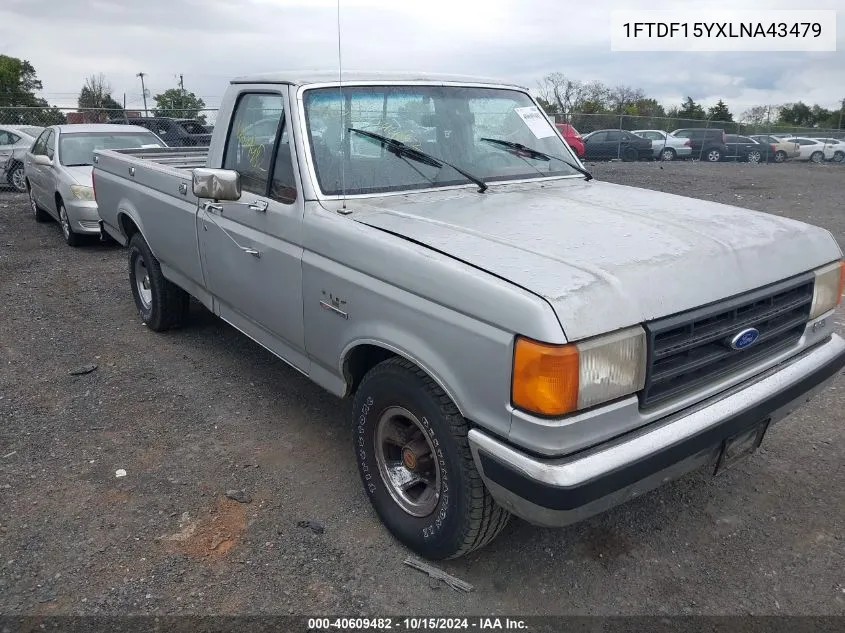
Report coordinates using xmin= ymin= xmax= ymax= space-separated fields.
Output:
xmin=343 ymin=344 xmax=398 ymax=396
xmin=118 ymin=213 xmax=140 ymax=240
xmin=54 ymin=192 xmax=63 ymax=209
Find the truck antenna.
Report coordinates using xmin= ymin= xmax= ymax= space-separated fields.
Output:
xmin=337 ymin=0 xmax=348 ymax=212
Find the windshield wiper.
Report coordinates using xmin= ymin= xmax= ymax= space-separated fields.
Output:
xmin=479 ymin=138 xmax=593 ymax=181
xmin=348 ymin=127 xmax=487 ymax=193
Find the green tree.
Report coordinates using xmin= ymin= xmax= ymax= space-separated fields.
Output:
xmin=535 ymin=96 xmax=560 ymax=115
xmin=77 ymin=74 xmax=124 ymax=122
xmin=676 ymin=97 xmax=707 ymax=120
xmin=777 ymin=102 xmax=815 ymax=127
xmin=0 ymin=55 xmax=65 ymax=125
xmin=153 ymin=88 xmax=207 ymax=123
xmin=707 ymin=99 xmax=733 ymax=122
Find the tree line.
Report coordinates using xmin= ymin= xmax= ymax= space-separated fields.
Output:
xmin=0 ymin=55 xmax=208 ymax=125
xmin=535 ymin=72 xmax=844 ymax=129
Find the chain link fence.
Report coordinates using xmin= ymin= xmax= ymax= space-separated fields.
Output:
xmin=553 ymin=112 xmax=845 ymax=141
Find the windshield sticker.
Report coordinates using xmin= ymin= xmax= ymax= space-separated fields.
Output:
xmin=514 ymin=106 xmax=556 ymax=139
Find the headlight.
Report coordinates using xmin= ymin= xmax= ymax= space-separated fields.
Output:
xmin=511 ymin=326 xmax=646 ymax=416
xmin=810 ymin=260 xmax=845 ymax=319
xmin=70 ymin=185 xmax=95 ymax=201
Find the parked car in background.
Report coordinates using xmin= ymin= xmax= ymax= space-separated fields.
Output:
xmin=111 ymin=117 xmax=211 ymax=147
xmin=748 ymin=135 xmax=800 ymax=163
xmin=24 ymin=124 xmax=166 ymax=246
xmin=724 ymin=134 xmax=768 ymax=163
xmin=554 ymin=122 xmax=585 ymax=157
xmin=0 ymin=125 xmax=44 ymax=192
xmin=812 ymin=138 xmax=845 ymax=163
xmin=670 ymin=128 xmax=728 ymax=162
xmin=631 ymin=129 xmax=692 ymax=161
xmin=780 ymin=137 xmax=836 ymax=163
xmin=581 ymin=129 xmax=652 ymax=161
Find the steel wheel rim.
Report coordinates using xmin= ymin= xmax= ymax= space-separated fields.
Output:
xmin=661 ymin=149 xmax=674 ymax=161
xmin=134 ymin=257 xmax=152 ymax=310
xmin=748 ymin=151 xmax=761 ymax=164
xmin=59 ymin=206 xmax=70 ymax=239
xmin=374 ymin=406 xmax=441 ymax=517
xmin=708 ymin=150 xmax=720 ymax=162
xmin=12 ymin=168 xmax=25 ymax=192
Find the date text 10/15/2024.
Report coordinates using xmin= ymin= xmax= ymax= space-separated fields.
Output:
xmin=307 ymin=617 xmax=528 ymax=630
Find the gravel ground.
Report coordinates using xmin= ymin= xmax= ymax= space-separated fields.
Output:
xmin=1 ymin=161 xmax=844 ymax=618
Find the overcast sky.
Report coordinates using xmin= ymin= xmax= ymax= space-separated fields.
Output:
xmin=1 ymin=0 xmax=843 ymax=118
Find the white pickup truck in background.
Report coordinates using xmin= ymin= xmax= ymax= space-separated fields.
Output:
xmin=91 ymin=71 xmax=845 ymax=560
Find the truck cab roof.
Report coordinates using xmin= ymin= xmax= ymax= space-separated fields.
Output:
xmin=229 ymin=70 xmax=525 ymax=88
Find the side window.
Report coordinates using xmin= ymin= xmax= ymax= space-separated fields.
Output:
xmin=224 ymin=93 xmax=285 ymax=196
xmin=606 ymin=130 xmax=622 ymax=142
xmin=588 ymin=132 xmax=606 ymax=142
xmin=270 ymin=125 xmax=297 ymax=205
xmin=0 ymin=131 xmax=20 ymax=145
xmin=45 ymin=131 xmax=55 ymax=159
xmin=31 ymin=130 xmax=48 ymax=155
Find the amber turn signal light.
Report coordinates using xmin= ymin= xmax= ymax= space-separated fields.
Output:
xmin=512 ymin=337 xmax=579 ymax=416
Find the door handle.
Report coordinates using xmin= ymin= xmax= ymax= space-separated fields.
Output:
xmin=242 ymin=247 xmax=261 ymax=258
xmin=248 ymin=200 xmax=268 ymax=212
xmin=203 ymin=202 xmax=223 ymax=213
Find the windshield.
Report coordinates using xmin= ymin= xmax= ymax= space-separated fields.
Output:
xmin=19 ymin=126 xmax=43 ymax=138
xmin=59 ymin=131 xmax=164 ymax=166
xmin=303 ymin=85 xmax=581 ymax=195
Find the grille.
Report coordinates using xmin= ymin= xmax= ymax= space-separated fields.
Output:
xmin=640 ymin=273 xmax=814 ymax=408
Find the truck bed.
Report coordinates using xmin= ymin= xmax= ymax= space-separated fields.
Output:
xmin=93 ymin=145 xmax=210 ymax=303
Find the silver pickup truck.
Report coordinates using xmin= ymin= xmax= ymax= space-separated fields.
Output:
xmin=92 ymin=71 xmax=845 ymax=560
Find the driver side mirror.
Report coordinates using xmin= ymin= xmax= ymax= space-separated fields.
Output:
xmin=192 ymin=168 xmax=241 ymax=201
xmin=32 ymin=154 xmax=52 ymax=166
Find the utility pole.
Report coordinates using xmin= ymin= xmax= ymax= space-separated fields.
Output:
xmin=839 ymin=98 xmax=844 ymax=131
xmin=179 ymin=74 xmax=185 ymax=96
xmin=137 ymin=72 xmax=148 ymax=117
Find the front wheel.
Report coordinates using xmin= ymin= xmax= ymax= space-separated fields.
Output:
xmin=58 ymin=202 xmax=82 ymax=247
xmin=810 ymin=151 xmax=824 ymax=163
xmin=705 ymin=148 xmax=722 ymax=162
xmin=832 ymin=151 xmax=844 ymax=163
xmin=128 ymin=232 xmax=190 ymax=331
xmin=352 ymin=357 xmax=510 ymax=560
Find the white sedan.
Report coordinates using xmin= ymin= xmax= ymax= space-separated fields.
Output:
xmin=811 ymin=138 xmax=845 ymax=163
xmin=781 ymin=137 xmax=836 ymax=163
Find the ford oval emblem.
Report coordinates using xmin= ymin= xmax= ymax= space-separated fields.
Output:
xmin=730 ymin=328 xmax=760 ymax=350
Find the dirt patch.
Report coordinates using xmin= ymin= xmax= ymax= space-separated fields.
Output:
xmin=162 ymin=497 xmax=247 ymax=559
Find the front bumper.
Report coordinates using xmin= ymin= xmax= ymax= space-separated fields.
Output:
xmin=65 ymin=199 xmax=101 ymax=234
xmin=468 ymin=333 xmax=845 ymax=527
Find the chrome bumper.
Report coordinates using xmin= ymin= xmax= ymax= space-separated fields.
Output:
xmin=468 ymin=333 xmax=845 ymax=527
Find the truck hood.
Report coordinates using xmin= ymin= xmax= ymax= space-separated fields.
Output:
xmin=349 ymin=179 xmax=841 ymax=340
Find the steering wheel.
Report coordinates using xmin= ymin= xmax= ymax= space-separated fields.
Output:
xmin=474 ymin=151 xmax=513 ymax=172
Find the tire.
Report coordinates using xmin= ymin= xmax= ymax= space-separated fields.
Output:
xmin=8 ymin=163 xmax=26 ymax=193
xmin=833 ymin=151 xmax=844 ymax=163
xmin=128 ymin=232 xmax=190 ymax=331
xmin=774 ymin=150 xmax=787 ymax=163
xmin=58 ymin=201 xmax=82 ymax=247
xmin=705 ymin=148 xmax=722 ymax=162
xmin=621 ymin=146 xmax=638 ymax=162
xmin=28 ymin=186 xmax=50 ymax=223
xmin=353 ymin=357 xmax=510 ymax=560
xmin=746 ymin=150 xmax=761 ymax=164
xmin=659 ymin=148 xmax=676 ymax=161
xmin=810 ymin=151 xmax=823 ymax=163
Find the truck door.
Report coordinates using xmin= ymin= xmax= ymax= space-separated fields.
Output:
xmin=197 ymin=89 xmax=306 ymax=368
